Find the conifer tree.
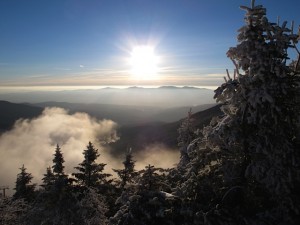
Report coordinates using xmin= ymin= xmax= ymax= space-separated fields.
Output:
xmin=41 ymin=166 xmax=54 ymax=190
xmin=51 ymin=144 xmax=68 ymax=191
xmin=76 ymin=188 xmax=108 ymax=225
xmin=73 ymin=141 xmax=111 ymax=187
xmin=177 ymin=108 xmax=196 ymax=168
xmin=113 ymin=148 xmax=138 ymax=189
xmin=28 ymin=146 xmax=71 ymax=224
xmin=52 ymin=144 xmax=65 ymax=176
xmin=13 ymin=165 xmax=35 ymax=202
xmin=173 ymin=1 xmax=300 ymax=224
xmin=215 ymin=0 xmax=299 ymax=205
xmin=138 ymin=164 xmax=164 ymax=192
xmin=178 ymin=0 xmax=300 ymax=224
xmin=110 ymin=165 xmax=180 ymax=225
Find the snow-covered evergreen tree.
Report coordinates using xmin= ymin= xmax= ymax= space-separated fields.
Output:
xmin=175 ymin=1 xmax=300 ymax=224
xmin=177 ymin=108 xmax=197 ymax=168
xmin=176 ymin=0 xmax=300 ymax=224
xmin=175 ymin=129 xmax=223 ymax=224
xmin=168 ymin=109 xmax=200 ymax=194
xmin=0 ymin=197 xmax=28 ymax=225
xmin=214 ymin=0 xmax=299 ymax=222
xmin=76 ymin=188 xmax=108 ymax=225
xmin=13 ymin=165 xmax=35 ymax=202
xmin=138 ymin=164 xmax=167 ymax=192
xmin=110 ymin=164 xmax=182 ymax=225
xmin=27 ymin=185 xmax=81 ymax=225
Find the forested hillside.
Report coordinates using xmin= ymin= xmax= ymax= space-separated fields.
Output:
xmin=0 ymin=101 xmax=43 ymax=131
xmin=109 ymin=105 xmax=221 ymax=156
xmin=1 ymin=1 xmax=300 ymax=224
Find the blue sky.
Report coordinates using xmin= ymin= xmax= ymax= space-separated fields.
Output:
xmin=0 ymin=0 xmax=299 ymax=89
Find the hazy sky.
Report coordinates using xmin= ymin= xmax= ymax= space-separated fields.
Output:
xmin=0 ymin=0 xmax=299 ymax=88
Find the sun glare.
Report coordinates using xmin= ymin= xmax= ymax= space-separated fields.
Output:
xmin=129 ymin=46 xmax=159 ymax=80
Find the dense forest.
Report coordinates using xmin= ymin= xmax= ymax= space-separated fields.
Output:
xmin=1 ymin=1 xmax=300 ymax=224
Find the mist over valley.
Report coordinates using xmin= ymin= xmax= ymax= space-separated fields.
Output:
xmin=0 ymin=86 xmax=219 ymax=196
xmin=1 ymin=0 xmax=299 ymax=223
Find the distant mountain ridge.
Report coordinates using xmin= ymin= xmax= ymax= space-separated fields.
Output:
xmin=0 ymin=100 xmax=217 ymax=131
xmin=0 ymin=101 xmax=43 ymax=131
xmin=0 ymin=86 xmax=214 ymax=107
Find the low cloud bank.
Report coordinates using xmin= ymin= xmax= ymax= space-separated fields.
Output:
xmin=0 ymin=108 xmax=180 ymax=196
xmin=134 ymin=144 xmax=180 ymax=170
xmin=0 ymin=107 xmax=118 ymax=196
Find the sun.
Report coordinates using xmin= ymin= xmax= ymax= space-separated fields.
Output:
xmin=129 ymin=45 xmax=159 ymax=80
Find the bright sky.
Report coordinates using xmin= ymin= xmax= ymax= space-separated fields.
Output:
xmin=0 ymin=0 xmax=299 ymax=89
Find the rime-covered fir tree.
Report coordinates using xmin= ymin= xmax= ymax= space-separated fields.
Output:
xmin=13 ymin=165 xmax=35 ymax=202
xmin=73 ymin=141 xmax=111 ymax=187
xmin=138 ymin=164 xmax=166 ymax=192
xmin=0 ymin=197 xmax=28 ymax=225
xmin=27 ymin=144 xmax=110 ymax=224
xmin=110 ymin=164 xmax=181 ymax=225
xmin=192 ymin=0 xmax=300 ymax=223
xmin=177 ymin=109 xmax=196 ymax=168
xmin=76 ymin=188 xmax=108 ymax=225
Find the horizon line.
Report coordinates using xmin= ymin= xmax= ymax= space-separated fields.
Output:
xmin=0 ymin=85 xmax=218 ymax=93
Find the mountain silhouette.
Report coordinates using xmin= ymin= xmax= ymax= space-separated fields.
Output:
xmin=0 ymin=101 xmax=43 ymax=131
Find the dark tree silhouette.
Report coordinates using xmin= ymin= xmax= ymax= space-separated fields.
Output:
xmin=73 ymin=141 xmax=111 ymax=187
xmin=41 ymin=166 xmax=54 ymax=190
xmin=13 ymin=165 xmax=35 ymax=202
xmin=113 ymin=148 xmax=138 ymax=189
xmin=52 ymin=144 xmax=65 ymax=176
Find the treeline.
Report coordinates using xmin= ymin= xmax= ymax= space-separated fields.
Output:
xmin=1 ymin=1 xmax=300 ymax=224
xmin=1 ymin=142 xmax=174 ymax=225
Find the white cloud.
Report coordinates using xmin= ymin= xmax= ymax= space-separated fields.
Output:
xmin=0 ymin=107 xmax=183 ymax=197
xmin=0 ymin=107 xmax=118 ymax=196
xmin=134 ymin=144 xmax=180 ymax=170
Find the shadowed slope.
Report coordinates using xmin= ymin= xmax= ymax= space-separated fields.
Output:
xmin=0 ymin=101 xmax=43 ymax=131
xmin=109 ymin=105 xmax=222 ymax=155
